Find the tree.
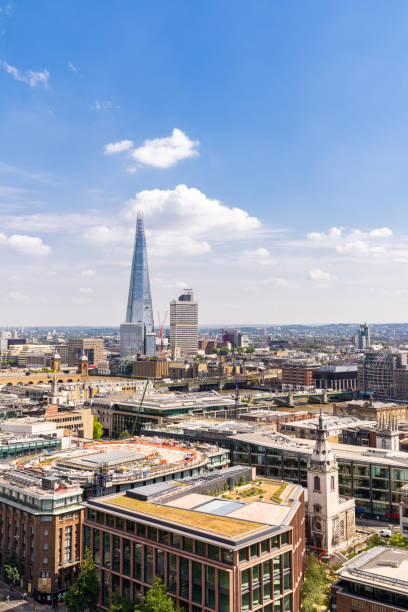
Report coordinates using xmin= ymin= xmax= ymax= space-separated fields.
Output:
xmin=119 ymin=430 xmax=131 ymax=439
xmin=63 ymin=549 xmax=100 ymax=612
xmin=140 ymin=578 xmax=176 ymax=612
xmin=3 ymin=556 xmax=20 ymax=590
xmin=246 ymin=346 xmax=255 ymax=353
xmin=389 ymin=533 xmax=408 ymax=548
xmin=300 ymin=553 xmax=330 ymax=612
xmin=93 ymin=417 xmax=103 ymax=440
xmin=109 ymin=591 xmax=136 ymax=612
xmin=219 ymin=347 xmax=229 ymax=356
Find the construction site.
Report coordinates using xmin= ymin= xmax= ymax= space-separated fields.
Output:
xmin=9 ymin=436 xmax=230 ymax=498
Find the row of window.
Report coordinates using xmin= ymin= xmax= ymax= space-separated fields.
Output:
xmin=87 ymin=510 xmax=290 ymax=565
xmin=0 ymin=489 xmax=80 ymax=510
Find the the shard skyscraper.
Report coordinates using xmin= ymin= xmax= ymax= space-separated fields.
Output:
xmin=120 ymin=212 xmax=155 ymax=357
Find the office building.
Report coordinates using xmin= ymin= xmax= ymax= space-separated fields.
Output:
xmin=313 ymin=365 xmax=358 ymax=391
xmin=87 ymin=390 xmax=235 ymax=438
xmin=146 ymin=419 xmax=408 ymax=522
xmin=120 ymin=212 xmax=155 ymax=356
xmin=83 ymin=465 xmax=305 ymax=611
xmin=67 ymin=338 xmax=104 ymax=367
xmin=170 ymin=290 xmax=198 ymax=356
xmin=354 ymin=323 xmax=371 ymax=350
xmin=333 ymin=398 xmax=407 ymax=423
xmin=331 ymin=546 xmax=408 ymax=611
xmin=120 ymin=323 xmax=145 ymax=358
xmin=0 ymin=469 xmax=83 ymax=604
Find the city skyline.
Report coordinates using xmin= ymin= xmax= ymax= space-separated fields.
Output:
xmin=2 ymin=2 xmax=408 ymax=325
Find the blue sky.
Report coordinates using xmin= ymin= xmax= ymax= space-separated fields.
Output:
xmin=1 ymin=1 xmax=408 ymax=325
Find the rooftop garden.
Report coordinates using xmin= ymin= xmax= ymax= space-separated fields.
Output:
xmin=218 ymin=478 xmax=288 ymax=504
xmin=108 ymin=496 xmax=267 ymax=538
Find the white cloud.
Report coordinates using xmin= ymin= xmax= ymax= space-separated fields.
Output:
xmin=307 ymin=227 xmax=342 ymax=241
xmin=126 ymin=185 xmax=260 ymax=236
xmin=131 ymin=128 xmax=199 ymax=168
xmin=369 ymin=227 xmax=392 ymax=238
xmin=336 ymin=241 xmax=386 ymax=257
xmin=81 ymin=269 xmax=96 ymax=277
xmin=83 ymin=225 xmax=127 ymax=244
xmin=1 ymin=61 xmax=49 ymax=87
xmin=7 ymin=234 xmax=51 ymax=256
xmin=92 ymin=100 xmax=119 ymax=111
xmin=68 ymin=60 xmax=78 ymax=73
xmin=309 ymin=269 xmax=333 ymax=282
xmin=79 ymin=287 xmax=93 ymax=294
xmin=104 ymin=140 xmax=133 ymax=154
xmin=7 ymin=292 xmax=29 ymax=301
xmin=242 ymin=247 xmax=275 ymax=265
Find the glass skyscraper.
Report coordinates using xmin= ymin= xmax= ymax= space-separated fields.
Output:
xmin=126 ymin=212 xmax=154 ymax=331
xmin=120 ymin=212 xmax=154 ymax=357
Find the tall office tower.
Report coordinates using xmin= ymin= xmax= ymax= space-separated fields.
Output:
xmin=120 ymin=212 xmax=155 ymax=357
xmin=125 ymin=211 xmax=154 ymax=331
xmin=357 ymin=323 xmax=370 ymax=349
xmin=170 ymin=289 xmax=198 ymax=356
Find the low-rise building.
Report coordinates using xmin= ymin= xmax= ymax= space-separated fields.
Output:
xmin=281 ymin=415 xmax=376 ymax=443
xmin=87 ymin=391 xmax=236 ymax=438
xmin=331 ymin=546 xmax=408 ymax=611
xmin=84 ymin=465 xmax=305 ymax=611
xmin=44 ymin=406 xmax=93 ymax=439
xmin=333 ymin=399 xmax=407 ymax=423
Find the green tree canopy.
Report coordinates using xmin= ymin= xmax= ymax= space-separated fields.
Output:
xmin=63 ymin=549 xmax=100 ymax=612
xmin=140 ymin=577 xmax=176 ymax=612
xmin=3 ymin=556 xmax=20 ymax=588
xmin=93 ymin=417 xmax=103 ymax=440
xmin=119 ymin=430 xmax=131 ymax=439
xmin=301 ymin=553 xmax=330 ymax=612
xmin=109 ymin=591 xmax=136 ymax=612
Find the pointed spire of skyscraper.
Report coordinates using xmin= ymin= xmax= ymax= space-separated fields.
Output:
xmin=125 ymin=211 xmax=154 ymax=331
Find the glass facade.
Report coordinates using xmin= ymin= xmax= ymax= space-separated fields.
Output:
xmin=231 ymin=441 xmax=408 ymax=520
xmin=125 ymin=212 xmax=154 ymax=332
xmin=85 ymin=508 xmax=295 ymax=612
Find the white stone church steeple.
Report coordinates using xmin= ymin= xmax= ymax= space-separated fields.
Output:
xmin=307 ymin=408 xmax=355 ymax=555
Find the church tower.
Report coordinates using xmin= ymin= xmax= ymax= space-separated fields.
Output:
xmin=376 ymin=413 xmax=400 ymax=452
xmin=52 ymin=350 xmax=61 ymax=372
xmin=78 ymin=352 xmax=88 ymax=376
xmin=307 ymin=409 xmax=341 ymax=554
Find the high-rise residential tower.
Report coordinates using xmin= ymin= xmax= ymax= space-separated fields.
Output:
xmin=120 ymin=212 xmax=154 ymax=358
xmin=170 ymin=289 xmax=198 ymax=357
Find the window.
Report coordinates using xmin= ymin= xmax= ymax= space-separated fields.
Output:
xmin=43 ymin=557 xmax=48 ymax=564
xmin=314 ymin=476 xmax=320 ymax=491
xmin=40 ymin=572 xmax=50 ymax=578
xmin=43 ymin=544 xmax=48 ymax=551
xmin=313 ymin=504 xmax=321 ymax=514
xmin=43 ymin=530 xmax=48 ymax=536
xmin=331 ymin=476 xmax=335 ymax=491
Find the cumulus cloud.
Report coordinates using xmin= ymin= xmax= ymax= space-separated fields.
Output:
xmin=369 ymin=227 xmax=392 ymax=238
xmin=309 ymin=269 xmax=333 ymax=282
xmin=104 ymin=140 xmax=133 ymax=154
xmin=126 ymin=185 xmax=260 ymax=235
xmin=81 ymin=269 xmax=96 ymax=277
xmin=242 ymin=247 xmax=275 ymax=265
xmin=84 ymin=185 xmax=260 ymax=257
xmin=0 ymin=233 xmax=51 ymax=256
xmin=7 ymin=292 xmax=29 ymax=301
xmin=79 ymin=287 xmax=93 ymax=294
xmin=68 ymin=60 xmax=78 ymax=73
xmin=336 ymin=242 xmax=386 ymax=256
xmin=131 ymin=128 xmax=199 ymax=168
xmin=1 ymin=61 xmax=49 ymax=87
xmin=307 ymin=227 xmax=342 ymax=241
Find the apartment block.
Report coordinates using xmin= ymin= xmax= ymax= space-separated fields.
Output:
xmin=67 ymin=338 xmax=104 ymax=367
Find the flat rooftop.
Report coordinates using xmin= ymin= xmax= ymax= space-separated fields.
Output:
xmin=108 ymin=495 xmax=267 ymax=539
xmin=339 ymin=546 xmax=408 ymax=594
xmin=87 ymin=471 xmax=301 ymax=544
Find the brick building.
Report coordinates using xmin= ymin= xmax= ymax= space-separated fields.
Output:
xmin=0 ymin=470 xmax=83 ymax=604
xmin=281 ymin=361 xmax=318 ymax=392
xmin=83 ymin=466 xmax=305 ymax=611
